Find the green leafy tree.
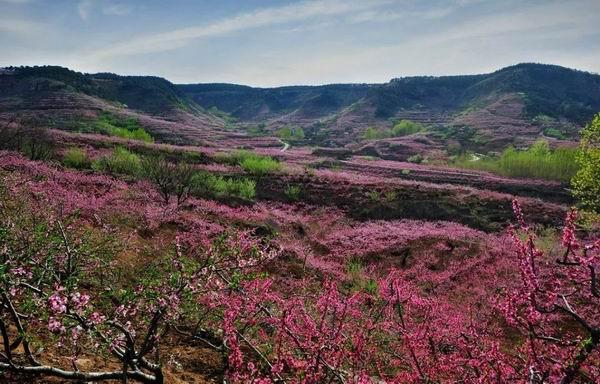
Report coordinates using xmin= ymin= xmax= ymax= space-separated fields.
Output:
xmin=572 ymin=113 xmax=600 ymax=212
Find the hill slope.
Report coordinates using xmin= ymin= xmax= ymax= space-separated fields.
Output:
xmin=1 ymin=64 xmax=599 ymax=149
xmin=180 ymin=63 xmax=600 ymax=148
xmin=0 ymin=66 xmax=227 ymax=145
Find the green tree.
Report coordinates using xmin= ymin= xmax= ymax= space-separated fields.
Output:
xmin=571 ymin=113 xmax=600 ymax=212
xmin=390 ymin=119 xmax=424 ymax=137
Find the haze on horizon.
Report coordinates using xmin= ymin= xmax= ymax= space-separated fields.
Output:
xmin=1 ymin=0 xmax=599 ymax=87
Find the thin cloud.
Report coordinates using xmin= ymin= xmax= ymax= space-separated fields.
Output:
xmin=85 ymin=0 xmax=391 ymax=61
xmin=103 ymin=3 xmax=133 ymax=16
xmin=0 ymin=18 xmax=44 ymax=35
xmin=78 ymin=0 xmax=94 ymax=21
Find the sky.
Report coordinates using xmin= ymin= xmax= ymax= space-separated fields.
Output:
xmin=1 ymin=0 xmax=599 ymax=86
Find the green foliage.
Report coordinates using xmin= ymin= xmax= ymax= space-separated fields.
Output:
xmin=345 ymin=259 xmax=378 ymax=294
xmin=181 ymin=151 xmax=204 ymax=163
xmin=208 ymin=106 xmax=239 ymax=124
xmin=190 ymin=172 xmax=256 ymax=200
xmin=452 ymin=139 xmax=578 ymax=181
xmin=92 ymin=147 xmax=142 ymax=176
xmin=84 ymin=112 xmax=153 ymax=142
xmin=572 ymin=113 xmax=600 ymax=211
xmin=240 ymin=156 xmax=281 ymax=176
xmin=366 ymin=190 xmax=381 ymax=203
xmin=284 ymin=184 xmax=302 ymax=202
xmin=276 ymin=126 xmax=305 ymax=141
xmin=407 ymin=154 xmax=423 ymax=164
xmin=362 ymin=127 xmax=387 ymax=140
xmin=362 ymin=120 xmax=425 ymax=140
xmin=62 ymin=147 xmax=90 ymax=169
xmin=141 ymin=156 xmax=195 ymax=205
xmin=383 ymin=190 xmax=397 ymax=202
xmin=18 ymin=126 xmax=54 ymax=161
xmin=543 ymin=127 xmax=565 ymax=139
xmin=217 ymin=150 xmax=281 ymax=176
xmin=390 ymin=120 xmax=425 ymax=136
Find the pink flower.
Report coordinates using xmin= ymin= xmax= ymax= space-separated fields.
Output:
xmin=48 ymin=317 xmax=65 ymax=334
xmin=88 ymin=311 xmax=106 ymax=326
xmin=70 ymin=292 xmax=90 ymax=311
xmin=48 ymin=292 xmax=67 ymax=314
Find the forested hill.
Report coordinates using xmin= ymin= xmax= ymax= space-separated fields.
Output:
xmin=181 ymin=63 xmax=600 ymax=125
xmin=2 ymin=63 xmax=599 ymax=147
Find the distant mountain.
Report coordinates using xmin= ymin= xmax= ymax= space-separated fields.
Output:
xmin=1 ymin=64 xmax=599 ymax=149
xmin=180 ymin=63 xmax=600 ymax=148
xmin=0 ymin=65 xmax=225 ymax=144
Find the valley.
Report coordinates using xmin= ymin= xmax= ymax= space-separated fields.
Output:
xmin=0 ymin=63 xmax=598 ymax=383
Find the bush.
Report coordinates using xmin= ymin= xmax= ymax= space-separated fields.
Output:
xmin=572 ymin=112 xmax=600 ymax=211
xmin=190 ymin=172 xmax=256 ymax=200
xmin=63 ymin=147 xmax=90 ymax=169
xmin=84 ymin=112 xmax=154 ymax=143
xmin=407 ymin=154 xmax=423 ymax=163
xmin=362 ymin=120 xmax=425 ymax=140
xmin=20 ymin=126 xmax=54 ymax=161
xmin=362 ymin=127 xmax=387 ymax=140
xmin=216 ymin=150 xmax=281 ymax=176
xmin=390 ymin=120 xmax=425 ymax=136
xmin=276 ymin=126 xmax=305 ymax=140
xmin=452 ymin=139 xmax=578 ymax=181
xmin=142 ymin=156 xmax=195 ymax=205
xmin=92 ymin=147 xmax=142 ymax=176
xmin=284 ymin=184 xmax=302 ymax=201
xmin=240 ymin=156 xmax=281 ymax=176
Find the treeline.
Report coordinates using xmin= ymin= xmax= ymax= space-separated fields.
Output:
xmin=452 ymin=140 xmax=578 ymax=182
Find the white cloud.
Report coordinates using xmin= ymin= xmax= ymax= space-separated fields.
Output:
xmin=78 ymin=0 xmax=94 ymax=21
xmin=103 ymin=3 xmax=133 ymax=16
xmin=0 ymin=0 xmax=33 ymax=3
xmin=84 ymin=0 xmax=391 ymax=61
xmin=0 ymin=18 xmax=44 ymax=35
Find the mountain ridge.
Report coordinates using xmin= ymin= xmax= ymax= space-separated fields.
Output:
xmin=1 ymin=63 xmax=599 ymax=149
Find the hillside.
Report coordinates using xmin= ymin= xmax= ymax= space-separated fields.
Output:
xmin=0 ymin=64 xmax=598 ymax=383
xmin=0 ymin=66 xmax=229 ymax=145
xmin=180 ymin=63 xmax=600 ymax=148
xmin=2 ymin=63 xmax=599 ymax=151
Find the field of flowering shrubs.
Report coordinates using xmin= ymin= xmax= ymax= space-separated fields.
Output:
xmin=0 ymin=127 xmax=598 ymax=383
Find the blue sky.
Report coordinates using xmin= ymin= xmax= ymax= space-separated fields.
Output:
xmin=1 ymin=0 xmax=599 ymax=86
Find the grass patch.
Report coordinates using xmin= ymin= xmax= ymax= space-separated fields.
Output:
xmin=92 ymin=147 xmax=142 ymax=176
xmin=82 ymin=112 xmax=154 ymax=142
xmin=284 ymin=184 xmax=302 ymax=201
xmin=363 ymin=119 xmax=425 ymax=140
xmin=62 ymin=147 xmax=91 ymax=169
xmin=190 ymin=172 xmax=256 ymax=201
xmin=276 ymin=126 xmax=305 ymax=141
xmin=452 ymin=140 xmax=578 ymax=181
xmin=216 ymin=150 xmax=281 ymax=176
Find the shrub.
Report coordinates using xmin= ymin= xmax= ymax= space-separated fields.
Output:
xmin=390 ymin=119 xmax=425 ymax=136
xmin=85 ymin=112 xmax=154 ymax=143
xmin=366 ymin=190 xmax=380 ymax=202
xmin=276 ymin=126 xmax=305 ymax=140
xmin=190 ymin=172 xmax=256 ymax=200
xmin=452 ymin=139 xmax=578 ymax=181
xmin=142 ymin=156 xmax=195 ymax=206
xmin=407 ymin=154 xmax=423 ymax=163
xmin=284 ymin=184 xmax=302 ymax=201
xmin=363 ymin=120 xmax=425 ymax=140
xmin=216 ymin=150 xmax=281 ymax=176
xmin=92 ymin=147 xmax=142 ymax=176
xmin=362 ymin=126 xmax=387 ymax=140
xmin=240 ymin=156 xmax=281 ymax=176
xmin=62 ymin=147 xmax=90 ymax=169
xmin=19 ymin=125 xmax=54 ymax=161
xmin=572 ymin=112 xmax=600 ymax=211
